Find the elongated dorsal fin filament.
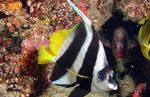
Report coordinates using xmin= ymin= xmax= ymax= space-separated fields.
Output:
xmin=67 ymin=0 xmax=91 ymax=26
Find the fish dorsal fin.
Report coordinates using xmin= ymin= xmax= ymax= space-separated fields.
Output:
xmin=38 ymin=25 xmax=78 ymax=64
xmin=67 ymin=0 xmax=91 ymax=26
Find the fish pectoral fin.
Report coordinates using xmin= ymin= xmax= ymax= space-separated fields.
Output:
xmin=128 ymin=40 xmax=138 ymax=48
xmin=66 ymin=68 xmax=89 ymax=79
xmin=69 ymin=86 xmax=89 ymax=97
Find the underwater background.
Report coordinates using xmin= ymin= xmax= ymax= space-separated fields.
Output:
xmin=0 ymin=0 xmax=150 ymax=97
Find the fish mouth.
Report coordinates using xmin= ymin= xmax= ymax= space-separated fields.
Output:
xmin=109 ymin=83 xmax=118 ymax=90
xmin=116 ymin=51 xmax=126 ymax=59
xmin=112 ymin=47 xmax=127 ymax=60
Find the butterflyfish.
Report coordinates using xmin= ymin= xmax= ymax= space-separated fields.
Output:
xmin=138 ymin=15 xmax=150 ymax=60
xmin=38 ymin=0 xmax=117 ymax=96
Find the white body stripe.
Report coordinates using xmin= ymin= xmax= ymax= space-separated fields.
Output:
xmin=95 ymin=41 xmax=108 ymax=71
xmin=91 ymin=41 xmax=108 ymax=92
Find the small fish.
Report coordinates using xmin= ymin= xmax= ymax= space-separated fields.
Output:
xmin=38 ymin=0 xmax=117 ymax=96
xmin=138 ymin=15 xmax=150 ymax=61
xmin=100 ymin=10 xmax=139 ymax=60
xmin=112 ymin=27 xmax=128 ymax=60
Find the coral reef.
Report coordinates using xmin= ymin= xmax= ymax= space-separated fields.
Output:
xmin=115 ymin=0 xmax=150 ymax=20
xmin=115 ymin=60 xmax=136 ymax=97
xmin=0 ymin=0 xmax=150 ymax=97
xmin=87 ymin=0 xmax=113 ymax=31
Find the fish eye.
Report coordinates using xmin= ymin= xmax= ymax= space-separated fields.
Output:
xmin=98 ymin=71 xmax=106 ymax=81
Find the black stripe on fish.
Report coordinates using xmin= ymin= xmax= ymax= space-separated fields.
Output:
xmin=69 ymin=85 xmax=90 ymax=97
xmin=51 ymin=22 xmax=87 ymax=81
xmin=77 ymin=26 xmax=99 ymax=91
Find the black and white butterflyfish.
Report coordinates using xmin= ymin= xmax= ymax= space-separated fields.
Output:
xmin=38 ymin=0 xmax=117 ymax=96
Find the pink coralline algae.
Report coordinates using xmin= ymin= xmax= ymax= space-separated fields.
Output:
xmin=118 ymin=0 xmax=150 ymax=20
xmin=75 ymin=0 xmax=88 ymax=21
xmin=21 ymin=37 xmax=49 ymax=55
xmin=26 ymin=0 xmax=50 ymax=17
xmin=21 ymin=31 xmax=49 ymax=76
xmin=49 ymin=0 xmax=88 ymax=32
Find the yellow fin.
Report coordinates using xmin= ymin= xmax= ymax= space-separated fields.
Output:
xmin=66 ymin=68 xmax=89 ymax=79
xmin=38 ymin=24 xmax=79 ymax=64
xmin=38 ymin=45 xmax=55 ymax=64
xmin=48 ymin=24 xmax=78 ymax=57
xmin=138 ymin=15 xmax=150 ymax=60
xmin=49 ymin=29 xmax=71 ymax=56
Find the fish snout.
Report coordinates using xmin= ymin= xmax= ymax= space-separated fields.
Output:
xmin=108 ymin=77 xmax=118 ymax=90
xmin=112 ymin=27 xmax=128 ymax=60
xmin=109 ymin=82 xmax=118 ymax=90
xmin=112 ymin=38 xmax=127 ymax=59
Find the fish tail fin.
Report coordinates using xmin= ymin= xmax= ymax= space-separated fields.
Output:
xmin=67 ymin=0 xmax=91 ymax=26
xmin=38 ymin=45 xmax=55 ymax=64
